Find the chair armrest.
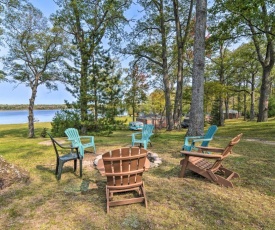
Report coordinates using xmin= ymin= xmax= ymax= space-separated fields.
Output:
xmin=185 ymin=135 xmax=204 ymax=141
xmin=79 ymin=136 xmax=94 ymax=142
xmin=132 ymin=132 xmax=142 ymax=135
xmin=192 ymin=138 xmax=212 ymax=143
xmin=184 ymin=135 xmax=204 ymax=145
xmin=67 ymin=138 xmax=75 ymax=141
xmin=132 ymin=132 xmax=142 ymax=138
xmin=196 ymin=146 xmax=224 ymax=153
xmin=132 ymin=132 xmax=141 ymax=142
xmin=59 ymin=144 xmax=79 ymax=151
xmin=79 ymin=135 xmax=94 ymax=139
xmin=180 ymin=151 xmax=222 ymax=159
xmin=79 ymin=136 xmax=94 ymax=145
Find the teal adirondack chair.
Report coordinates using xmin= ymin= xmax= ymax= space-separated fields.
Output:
xmin=132 ymin=124 xmax=154 ymax=149
xmin=65 ymin=128 xmax=96 ymax=156
xmin=182 ymin=125 xmax=218 ymax=152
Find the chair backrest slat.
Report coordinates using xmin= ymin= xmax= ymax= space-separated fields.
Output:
xmin=103 ymin=151 xmax=114 ymax=185
xmin=47 ymin=132 xmax=61 ymax=158
xmin=142 ymin=124 xmax=154 ymax=140
xmin=65 ymin=128 xmax=81 ymax=147
xmin=102 ymin=147 xmax=148 ymax=187
xmin=111 ymin=149 xmax=122 ymax=186
xmin=121 ymin=148 xmax=130 ymax=185
xmin=211 ymin=133 xmax=243 ymax=171
xmin=201 ymin=125 xmax=218 ymax=147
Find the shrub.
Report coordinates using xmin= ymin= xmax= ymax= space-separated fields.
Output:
xmin=85 ymin=117 xmax=126 ymax=136
xmin=51 ymin=110 xmax=127 ymax=137
xmin=51 ymin=110 xmax=81 ymax=137
xmin=40 ymin=128 xmax=47 ymax=138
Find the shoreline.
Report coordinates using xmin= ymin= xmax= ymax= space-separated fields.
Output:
xmin=0 ymin=104 xmax=66 ymax=111
xmin=0 ymin=121 xmax=51 ymax=125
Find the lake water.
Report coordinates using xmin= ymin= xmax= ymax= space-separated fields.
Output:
xmin=0 ymin=110 xmax=60 ymax=124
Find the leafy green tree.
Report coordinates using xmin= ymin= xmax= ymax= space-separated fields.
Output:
xmin=122 ymin=0 xmax=174 ymax=130
xmin=0 ymin=1 xmax=18 ymax=37
xmin=89 ymin=47 xmax=123 ymax=123
xmin=268 ymin=96 xmax=275 ymax=117
xmin=2 ymin=3 xmax=67 ymax=138
xmin=228 ymin=42 xmax=261 ymax=121
xmin=210 ymin=0 xmax=275 ymax=122
xmin=205 ymin=40 xmax=234 ymax=126
xmin=210 ymin=97 xmax=221 ymax=126
xmin=124 ymin=64 xmax=149 ymax=122
xmin=52 ymin=0 xmax=131 ymax=133
xmin=148 ymin=89 xmax=165 ymax=116
xmin=204 ymin=81 xmax=227 ymax=120
xmin=100 ymin=69 xmax=123 ymax=122
xmin=0 ymin=0 xmax=22 ymax=82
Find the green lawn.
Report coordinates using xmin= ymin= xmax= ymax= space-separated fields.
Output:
xmin=0 ymin=119 xmax=274 ymax=229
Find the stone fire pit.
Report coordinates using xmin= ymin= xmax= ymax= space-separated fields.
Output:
xmin=93 ymin=151 xmax=162 ymax=173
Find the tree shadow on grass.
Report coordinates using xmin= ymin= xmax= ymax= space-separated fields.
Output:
xmin=36 ymin=164 xmax=82 ymax=180
xmin=0 ymin=128 xmax=29 ymax=138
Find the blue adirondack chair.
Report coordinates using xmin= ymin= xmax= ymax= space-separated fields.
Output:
xmin=132 ymin=124 xmax=154 ymax=149
xmin=182 ymin=125 xmax=218 ymax=152
xmin=65 ymin=128 xmax=96 ymax=156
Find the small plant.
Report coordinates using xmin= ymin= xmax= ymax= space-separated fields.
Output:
xmin=40 ymin=128 xmax=47 ymax=138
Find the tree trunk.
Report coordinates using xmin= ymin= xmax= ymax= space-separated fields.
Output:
xmin=187 ymin=0 xmax=207 ymax=136
xmin=225 ymin=94 xmax=229 ymax=119
xmin=132 ymin=103 xmax=135 ymax=122
xmin=160 ymin=0 xmax=173 ymax=131
xmin=257 ymin=67 xmax=271 ymax=122
xmin=257 ymin=67 xmax=272 ymax=122
xmin=172 ymin=0 xmax=193 ymax=128
xmin=28 ymin=85 xmax=38 ymax=138
xmin=219 ymin=97 xmax=224 ymax=126
xmin=80 ymin=59 xmax=89 ymax=123
xmin=250 ymin=74 xmax=255 ymax=120
xmin=218 ymin=44 xmax=225 ymax=126
xmin=243 ymin=91 xmax=247 ymax=121
xmin=172 ymin=0 xmax=183 ymax=128
xmin=94 ymin=88 xmax=98 ymax=121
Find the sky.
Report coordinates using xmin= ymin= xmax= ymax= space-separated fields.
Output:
xmin=0 ymin=0 xmax=74 ymax=105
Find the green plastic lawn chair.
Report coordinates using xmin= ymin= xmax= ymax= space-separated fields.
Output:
xmin=65 ymin=128 xmax=96 ymax=156
xmin=47 ymin=132 xmax=83 ymax=180
xmin=132 ymin=124 xmax=154 ymax=149
xmin=182 ymin=125 xmax=218 ymax=152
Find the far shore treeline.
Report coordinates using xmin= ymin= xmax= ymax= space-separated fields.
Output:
xmin=0 ymin=104 xmax=67 ymax=111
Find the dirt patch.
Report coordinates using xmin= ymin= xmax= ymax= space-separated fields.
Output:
xmin=38 ymin=140 xmax=66 ymax=146
xmin=0 ymin=156 xmax=30 ymax=190
xmin=245 ymin=138 xmax=275 ymax=145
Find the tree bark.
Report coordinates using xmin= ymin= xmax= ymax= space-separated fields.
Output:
xmin=187 ymin=0 xmax=207 ymax=136
xmin=172 ymin=0 xmax=193 ymax=128
xmin=257 ymin=67 xmax=272 ymax=121
xmin=160 ymin=0 xmax=173 ymax=131
xmin=243 ymin=90 xmax=247 ymax=121
xmin=250 ymin=74 xmax=255 ymax=120
xmin=28 ymin=84 xmax=38 ymax=138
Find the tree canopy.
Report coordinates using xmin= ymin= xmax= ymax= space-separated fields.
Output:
xmin=1 ymin=0 xmax=275 ymax=136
